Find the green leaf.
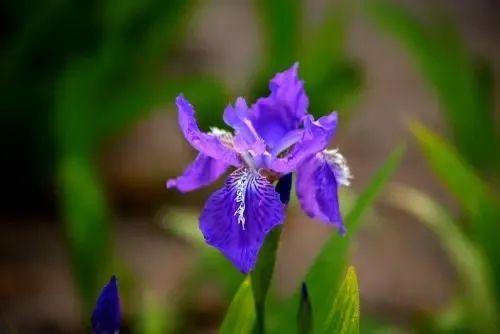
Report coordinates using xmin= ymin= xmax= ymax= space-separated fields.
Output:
xmin=410 ymin=122 xmax=498 ymax=215
xmin=253 ymin=0 xmax=302 ymax=78
xmin=411 ymin=122 xmax=500 ymax=297
xmin=306 ymin=144 xmax=405 ymax=324
xmin=136 ymin=292 xmax=173 ymax=334
xmin=321 ymin=266 xmax=360 ymax=334
xmin=58 ymin=155 xmax=110 ymax=312
xmin=269 ymin=145 xmax=404 ymax=333
xmin=297 ymin=283 xmax=313 ymax=334
xmin=386 ymin=184 xmax=499 ymax=333
xmin=220 ymin=278 xmax=255 ymax=334
xmin=365 ymin=1 xmax=498 ymax=170
xmin=300 ymin=2 xmax=362 ymax=118
xmin=251 ymin=226 xmax=282 ymax=333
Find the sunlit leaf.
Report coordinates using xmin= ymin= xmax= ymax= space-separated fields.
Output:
xmin=321 ymin=266 xmax=360 ymax=334
xmin=268 ymin=145 xmax=404 ymax=333
xmin=219 ymin=278 xmax=255 ymax=334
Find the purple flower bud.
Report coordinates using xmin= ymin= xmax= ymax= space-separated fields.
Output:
xmin=91 ymin=276 xmax=120 ymax=334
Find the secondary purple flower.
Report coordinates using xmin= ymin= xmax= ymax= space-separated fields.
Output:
xmin=168 ymin=63 xmax=351 ymax=273
xmin=91 ymin=276 xmax=121 ymax=334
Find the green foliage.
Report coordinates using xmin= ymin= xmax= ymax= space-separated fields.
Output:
xmin=253 ymin=0 xmax=362 ymax=117
xmin=220 ymin=278 xmax=256 ymax=334
xmin=58 ymin=155 xmax=110 ymax=310
xmin=48 ymin=0 xmax=230 ymax=320
xmin=306 ymin=145 xmax=405 ymax=329
xmin=251 ymin=227 xmax=283 ymax=334
xmin=365 ymin=1 xmax=499 ymax=171
xmin=321 ymin=266 xmax=360 ymax=334
xmin=386 ymin=185 xmax=499 ymax=333
xmin=411 ymin=123 xmax=500 ymax=299
xmin=136 ymin=292 xmax=173 ymax=334
xmin=265 ymin=145 xmax=404 ymax=334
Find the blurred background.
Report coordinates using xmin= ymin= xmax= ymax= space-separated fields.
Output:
xmin=1 ymin=0 xmax=499 ymax=333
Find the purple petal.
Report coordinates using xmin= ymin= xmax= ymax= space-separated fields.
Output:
xmin=268 ymin=62 xmax=308 ymax=119
xmin=167 ymin=153 xmax=229 ymax=193
xmin=248 ymin=63 xmax=309 ymax=149
xmin=176 ymin=95 xmax=240 ymax=166
xmin=269 ymin=112 xmax=338 ymax=173
xmin=296 ymin=153 xmax=346 ymax=234
xmin=223 ymin=97 xmax=266 ymax=155
xmin=199 ymin=168 xmax=285 ymax=273
xmin=91 ymin=276 xmax=121 ymax=334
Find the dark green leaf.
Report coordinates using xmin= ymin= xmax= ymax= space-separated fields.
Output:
xmin=297 ymin=283 xmax=313 ymax=334
xmin=251 ymin=226 xmax=282 ymax=333
xmin=58 ymin=155 xmax=110 ymax=311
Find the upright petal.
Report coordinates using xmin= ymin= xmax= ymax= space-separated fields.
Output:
xmin=268 ymin=62 xmax=308 ymax=119
xmin=223 ymin=97 xmax=266 ymax=155
xmin=296 ymin=150 xmax=351 ymax=234
xmin=199 ymin=168 xmax=285 ymax=273
xmin=167 ymin=153 xmax=229 ymax=193
xmin=176 ymin=95 xmax=240 ymax=166
xmin=269 ymin=112 xmax=338 ymax=173
xmin=91 ymin=276 xmax=120 ymax=334
xmin=248 ymin=63 xmax=309 ymax=149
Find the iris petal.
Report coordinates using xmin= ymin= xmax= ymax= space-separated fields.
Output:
xmin=166 ymin=153 xmax=229 ymax=193
xmin=249 ymin=63 xmax=309 ymax=149
xmin=176 ymin=95 xmax=240 ymax=166
xmin=91 ymin=276 xmax=120 ymax=334
xmin=199 ymin=168 xmax=285 ymax=273
xmin=296 ymin=153 xmax=346 ymax=234
xmin=223 ymin=97 xmax=266 ymax=155
xmin=270 ymin=112 xmax=338 ymax=173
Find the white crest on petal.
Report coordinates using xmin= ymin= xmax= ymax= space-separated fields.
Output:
xmin=232 ymin=169 xmax=253 ymax=230
xmin=209 ymin=127 xmax=234 ymax=147
xmin=322 ymin=149 xmax=352 ymax=186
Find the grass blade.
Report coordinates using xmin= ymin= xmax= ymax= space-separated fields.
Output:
xmin=386 ymin=184 xmax=499 ymax=333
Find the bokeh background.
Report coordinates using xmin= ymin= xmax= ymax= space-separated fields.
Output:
xmin=1 ymin=0 xmax=499 ymax=333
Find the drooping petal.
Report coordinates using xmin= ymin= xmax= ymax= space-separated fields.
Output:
xmin=176 ymin=95 xmax=240 ymax=166
xmin=166 ymin=153 xmax=229 ymax=193
xmin=269 ymin=112 xmax=338 ymax=173
xmin=91 ymin=276 xmax=120 ymax=334
xmin=249 ymin=63 xmax=309 ymax=149
xmin=199 ymin=168 xmax=285 ymax=273
xmin=296 ymin=150 xmax=349 ymax=234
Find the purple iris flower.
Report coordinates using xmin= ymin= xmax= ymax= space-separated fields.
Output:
xmin=167 ymin=63 xmax=351 ymax=274
xmin=91 ymin=276 xmax=121 ymax=334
